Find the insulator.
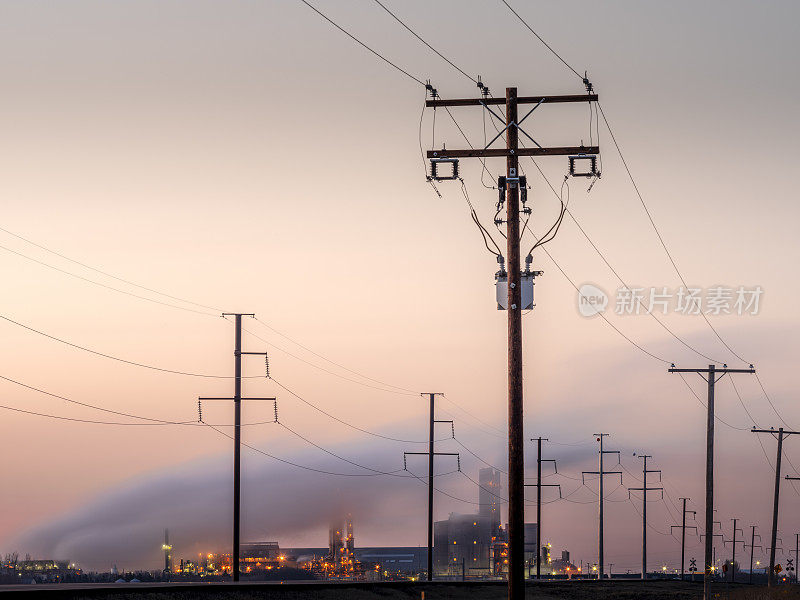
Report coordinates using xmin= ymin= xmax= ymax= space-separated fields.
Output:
xmin=197 ymin=400 xmax=203 ymax=423
xmin=430 ymin=158 xmax=459 ymax=181
xmin=265 ymin=352 xmax=270 ymax=379
xmin=569 ymin=154 xmax=599 ymax=178
xmin=403 ymin=455 xmax=407 ymax=471
xmin=450 ymin=423 xmax=455 ymax=439
xmin=457 ymin=455 xmax=461 ymax=472
xmin=273 ymin=400 xmax=279 ymax=423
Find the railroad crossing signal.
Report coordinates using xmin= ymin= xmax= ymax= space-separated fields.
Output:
xmin=787 ymin=558 xmax=794 ymax=572
xmin=689 ymin=558 xmax=698 ymax=572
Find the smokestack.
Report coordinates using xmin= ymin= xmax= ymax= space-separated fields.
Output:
xmin=162 ymin=528 xmax=172 ymax=574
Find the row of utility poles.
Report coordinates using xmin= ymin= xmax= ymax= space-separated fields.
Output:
xmin=200 ymin=319 xmax=796 ymax=595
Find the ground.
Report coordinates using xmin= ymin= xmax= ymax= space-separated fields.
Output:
xmin=3 ymin=580 xmax=800 ymax=600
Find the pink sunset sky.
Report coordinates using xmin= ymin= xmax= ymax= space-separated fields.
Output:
xmin=1 ymin=0 xmax=798 ymax=573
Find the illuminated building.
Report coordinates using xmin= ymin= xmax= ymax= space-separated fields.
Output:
xmin=479 ymin=468 xmax=502 ymax=529
xmin=434 ymin=468 xmax=506 ymax=578
xmin=314 ymin=516 xmax=360 ymax=579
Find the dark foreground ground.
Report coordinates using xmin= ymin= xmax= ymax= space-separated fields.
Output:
xmin=1 ymin=580 xmax=799 ymax=600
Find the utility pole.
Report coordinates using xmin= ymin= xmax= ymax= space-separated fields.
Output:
xmin=583 ymin=434 xmax=622 ymax=580
xmin=670 ymin=498 xmax=697 ymax=580
xmin=765 ymin=538 xmax=783 ymax=580
xmin=745 ymin=525 xmax=762 ymax=584
xmin=724 ymin=519 xmax=744 ymax=582
xmin=628 ymin=454 xmax=663 ymax=579
xmin=403 ymin=392 xmax=457 ymax=582
xmin=752 ymin=427 xmax=800 ymax=585
xmin=668 ymin=363 xmax=755 ymax=599
xmin=198 ymin=313 xmax=271 ymax=581
xmin=524 ymin=437 xmax=559 ymax=579
xmin=426 ymin=87 xmax=598 ymax=600
xmin=700 ymin=520 xmax=724 ymax=578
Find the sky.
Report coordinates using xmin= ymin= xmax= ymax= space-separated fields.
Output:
xmin=1 ymin=0 xmax=799 ymax=574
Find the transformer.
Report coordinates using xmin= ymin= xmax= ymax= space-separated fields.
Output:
xmin=495 ymin=273 xmax=535 ymax=311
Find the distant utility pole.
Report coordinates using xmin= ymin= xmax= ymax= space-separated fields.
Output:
xmin=752 ymin=427 xmax=800 ymax=586
xmin=670 ymin=498 xmax=697 ymax=580
xmin=668 ymin=363 xmax=755 ymax=600
xmin=426 ymin=86 xmax=599 ymax=600
xmin=198 ymin=312 xmax=271 ymax=581
xmin=583 ymin=434 xmax=622 ymax=580
xmin=724 ymin=519 xmax=744 ymax=582
xmin=628 ymin=454 xmax=663 ymax=580
xmin=403 ymin=392 xmax=458 ymax=582
xmin=765 ymin=539 xmax=783 ymax=580
xmin=786 ymin=482 xmax=800 ymax=583
xmin=745 ymin=525 xmax=762 ymax=584
xmin=524 ymin=437 xmax=560 ymax=579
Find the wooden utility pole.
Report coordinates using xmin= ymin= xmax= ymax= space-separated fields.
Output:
xmin=724 ymin=518 xmax=743 ymax=582
xmin=671 ymin=498 xmax=697 ymax=580
xmin=752 ymin=427 xmax=800 ymax=586
xmin=628 ymin=454 xmax=663 ymax=579
xmin=403 ymin=393 xmax=456 ymax=582
xmin=668 ymin=364 xmax=755 ymax=599
xmin=583 ymin=434 xmax=622 ymax=580
xmin=745 ymin=525 xmax=762 ymax=584
xmin=198 ymin=312 xmax=271 ymax=581
xmin=525 ymin=437 xmax=559 ymax=579
xmin=426 ymin=88 xmax=598 ymax=600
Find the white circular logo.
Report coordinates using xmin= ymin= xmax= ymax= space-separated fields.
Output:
xmin=577 ymin=283 xmax=608 ymax=317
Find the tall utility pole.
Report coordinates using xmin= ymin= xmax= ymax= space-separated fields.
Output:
xmin=752 ymin=427 xmax=800 ymax=585
xmin=724 ymin=519 xmax=743 ymax=582
xmin=426 ymin=87 xmax=598 ymax=600
xmin=668 ymin=363 xmax=755 ymax=599
xmin=745 ymin=525 xmax=762 ymax=584
xmin=403 ymin=393 xmax=457 ymax=582
xmin=198 ymin=312 xmax=271 ymax=581
xmin=524 ymin=437 xmax=559 ymax=579
xmin=628 ymin=454 xmax=663 ymax=579
xmin=583 ymin=434 xmax=622 ymax=579
xmin=670 ymin=498 xmax=697 ymax=580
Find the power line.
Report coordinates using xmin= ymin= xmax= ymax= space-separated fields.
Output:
xmin=239 ymin=321 xmax=418 ymax=396
xmin=453 ymin=436 xmax=507 ymax=475
xmin=676 ymin=373 xmax=750 ymax=431
xmin=0 ymin=402 xmax=193 ymax=426
xmin=370 ymin=0 xmax=477 ymax=84
xmin=499 ymin=0 xmax=584 ymax=81
xmin=278 ymin=421 xmax=415 ymax=477
xmin=536 ymin=242 xmax=672 ymax=364
xmin=0 ymin=314 xmax=263 ymax=379
xmin=0 ymin=243 xmax=216 ymax=317
xmin=270 ymin=376 xmax=434 ymax=444
xmin=0 ymin=372 xmax=274 ymax=427
xmin=500 ymin=0 xmax=752 ymax=369
xmin=0 ymin=372 xmax=195 ymax=425
xmin=596 ymin=103 xmax=749 ymax=366
xmin=253 ymin=316 xmax=418 ymax=394
xmin=755 ymin=372 xmax=794 ymax=430
xmin=297 ymin=0 xmax=426 ymax=87
xmin=520 ymin=140 xmax=722 ymax=365
xmin=0 ymin=226 xmax=222 ymax=313
xmin=206 ymin=422 xmax=408 ymax=477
